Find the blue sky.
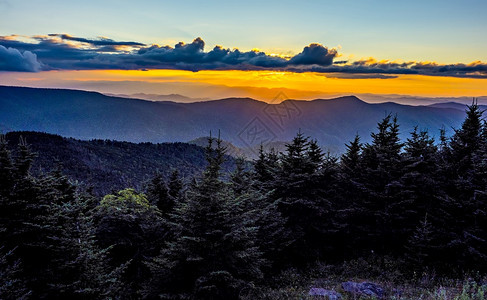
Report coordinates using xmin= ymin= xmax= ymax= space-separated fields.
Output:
xmin=1 ymin=0 xmax=486 ymax=63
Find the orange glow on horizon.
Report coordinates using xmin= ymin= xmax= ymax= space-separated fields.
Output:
xmin=2 ymin=69 xmax=486 ymax=101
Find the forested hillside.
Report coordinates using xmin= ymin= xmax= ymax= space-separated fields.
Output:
xmin=4 ymin=131 xmax=236 ymax=195
xmin=1 ymin=104 xmax=486 ymax=299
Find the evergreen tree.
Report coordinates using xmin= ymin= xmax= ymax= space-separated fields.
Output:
xmin=439 ymin=102 xmax=487 ymax=271
xmin=230 ymin=157 xmax=251 ymax=196
xmin=449 ymin=102 xmax=484 ymax=180
xmin=146 ymin=171 xmax=173 ymax=214
xmin=94 ymin=188 xmax=164 ymax=297
xmin=0 ymin=137 xmax=54 ymax=297
xmin=337 ymin=134 xmax=367 ymax=257
xmin=399 ymin=127 xmax=439 ymax=246
xmin=168 ymin=169 xmax=183 ymax=202
xmin=147 ymin=136 xmax=264 ymax=299
xmin=272 ymin=131 xmax=335 ymax=263
xmin=359 ymin=114 xmax=404 ymax=255
xmin=340 ymin=134 xmax=362 ymax=178
xmin=307 ymin=139 xmax=324 ymax=171
xmin=47 ymin=191 xmax=128 ymax=299
xmin=14 ymin=136 xmax=37 ymax=178
xmin=253 ymin=145 xmax=279 ymax=190
xmin=233 ymin=155 xmax=290 ymax=269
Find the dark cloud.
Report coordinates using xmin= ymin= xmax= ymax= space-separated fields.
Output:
xmin=49 ymin=34 xmax=146 ymax=47
xmin=137 ymin=37 xmax=205 ymax=63
xmin=289 ymin=43 xmax=337 ymax=66
xmin=287 ymin=59 xmax=487 ymax=79
xmin=0 ymin=35 xmax=485 ymax=78
xmin=0 ymin=45 xmax=41 ymax=72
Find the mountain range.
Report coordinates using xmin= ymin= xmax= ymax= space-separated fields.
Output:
xmin=0 ymin=85 xmax=470 ymax=154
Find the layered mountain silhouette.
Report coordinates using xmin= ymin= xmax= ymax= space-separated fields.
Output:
xmin=0 ymin=86 xmax=468 ymax=153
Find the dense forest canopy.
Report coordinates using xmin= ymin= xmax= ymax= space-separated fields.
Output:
xmin=4 ymin=131 xmax=237 ymax=195
xmin=1 ymin=103 xmax=486 ymax=299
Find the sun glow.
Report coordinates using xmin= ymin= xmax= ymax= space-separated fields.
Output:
xmin=2 ymin=69 xmax=486 ymax=102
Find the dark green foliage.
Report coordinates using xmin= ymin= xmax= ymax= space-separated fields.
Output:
xmin=435 ymin=103 xmax=487 ymax=271
xmin=0 ymin=135 xmax=126 ymax=298
xmin=337 ymin=135 xmax=366 ymax=257
xmin=146 ymin=172 xmax=172 ymax=213
xmin=229 ymin=157 xmax=251 ymax=196
xmin=47 ymin=191 xmax=128 ymax=299
xmin=168 ymin=169 xmax=184 ymax=201
xmin=253 ymin=145 xmax=279 ymax=189
xmin=94 ymin=189 xmax=164 ymax=296
xmin=5 ymin=131 xmax=236 ymax=195
xmin=406 ymin=214 xmax=435 ymax=269
xmin=147 ymin=137 xmax=264 ymax=299
xmin=234 ymin=156 xmax=289 ymax=269
xmin=272 ymin=131 xmax=337 ymax=263
xmin=0 ymin=247 xmax=30 ymax=299
xmin=358 ymin=114 xmax=405 ymax=254
xmin=340 ymin=134 xmax=362 ymax=177
xmin=398 ymin=128 xmax=440 ymax=248
xmin=449 ymin=103 xmax=484 ymax=178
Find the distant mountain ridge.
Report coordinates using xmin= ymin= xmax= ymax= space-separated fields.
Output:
xmin=0 ymin=85 xmax=469 ymax=153
xmin=104 ymin=92 xmax=209 ymax=103
xmin=358 ymin=94 xmax=487 ymax=106
xmin=427 ymin=102 xmax=487 ymax=111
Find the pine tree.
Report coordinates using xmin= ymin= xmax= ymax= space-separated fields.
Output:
xmin=146 ymin=171 xmax=173 ymax=214
xmin=340 ymin=134 xmax=362 ymax=178
xmin=273 ymin=132 xmax=334 ymax=263
xmin=14 ymin=136 xmax=37 ymax=178
xmin=449 ymin=102 xmax=484 ymax=177
xmin=439 ymin=102 xmax=487 ymax=271
xmin=399 ymin=127 xmax=439 ymax=246
xmin=307 ymin=139 xmax=324 ymax=172
xmin=48 ymin=165 xmax=76 ymax=203
xmin=280 ymin=131 xmax=311 ymax=175
xmin=168 ymin=169 xmax=183 ymax=202
xmin=46 ymin=191 xmax=128 ymax=299
xmin=253 ymin=145 xmax=279 ymax=190
xmin=230 ymin=157 xmax=251 ymax=196
xmin=337 ymin=134 xmax=367 ymax=257
xmin=359 ymin=114 xmax=404 ymax=255
xmin=0 ymin=137 xmax=110 ymax=298
xmin=147 ymin=136 xmax=264 ymax=299
xmin=94 ymin=189 xmax=164 ymax=297
xmin=0 ymin=137 xmax=54 ymax=297
xmin=232 ymin=155 xmax=290 ymax=269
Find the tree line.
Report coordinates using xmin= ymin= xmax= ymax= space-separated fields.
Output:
xmin=4 ymin=131 xmax=237 ymax=195
xmin=1 ymin=104 xmax=486 ymax=299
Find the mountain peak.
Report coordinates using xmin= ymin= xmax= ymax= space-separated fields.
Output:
xmin=309 ymin=95 xmax=366 ymax=104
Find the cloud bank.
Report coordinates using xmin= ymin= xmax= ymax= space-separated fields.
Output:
xmin=0 ymin=34 xmax=485 ymax=78
xmin=0 ymin=45 xmax=41 ymax=72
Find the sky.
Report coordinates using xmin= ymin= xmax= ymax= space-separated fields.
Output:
xmin=1 ymin=0 xmax=486 ymax=101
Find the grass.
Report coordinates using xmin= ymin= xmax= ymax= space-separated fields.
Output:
xmin=240 ymin=256 xmax=487 ymax=299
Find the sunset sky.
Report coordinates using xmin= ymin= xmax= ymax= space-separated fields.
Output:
xmin=1 ymin=0 xmax=486 ymax=101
